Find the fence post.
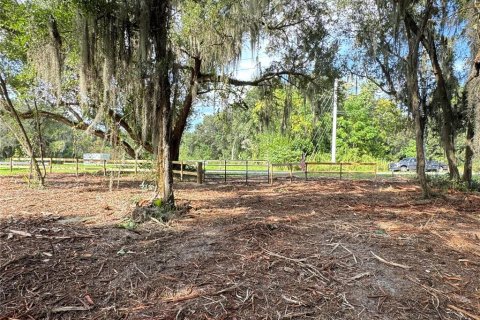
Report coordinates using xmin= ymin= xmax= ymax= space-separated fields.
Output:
xmin=181 ymin=161 xmax=184 ymax=182
xmin=269 ymin=164 xmax=273 ymax=185
xmin=103 ymin=160 xmax=107 ymax=176
xmin=266 ymin=161 xmax=270 ymax=184
xmin=305 ymin=163 xmax=308 ymax=181
xmin=375 ymin=163 xmax=378 ymax=180
xmin=50 ymin=157 xmax=53 ymax=173
xmin=135 ymin=157 xmax=138 ymax=176
xmin=224 ymin=160 xmax=227 ymax=183
xmin=197 ymin=161 xmax=203 ymax=184
xmin=290 ymin=164 xmax=293 ymax=182
xmin=245 ymin=160 xmax=248 ymax=184
xmin=10 ymin=157 xmax=13 ymax=172
xmin=203 ymin=160 xmax=206 ymax=182
xmin=340 ymin=163 xmax=343 ymax=180
xmin=75 ymin=158 xmax=79 ymax=176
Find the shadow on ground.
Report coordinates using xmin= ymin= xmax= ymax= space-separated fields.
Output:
xmin=1 ymin=176 xmax=479 ymax=319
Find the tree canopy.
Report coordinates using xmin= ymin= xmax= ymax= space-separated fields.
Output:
xmin=1 ymin=0 xmax=480 ymax=198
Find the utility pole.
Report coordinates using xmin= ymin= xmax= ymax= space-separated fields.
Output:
xmin=331 ymin=78 xmax=338 ymax=163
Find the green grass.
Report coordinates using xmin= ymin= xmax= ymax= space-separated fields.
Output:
xmin=0 ymin=161 xmax=157 ymax=176
xmin=0 ymin=164 xmax=108 ymax=175
xmin=0 ymin=167 xmax=31 ymax=176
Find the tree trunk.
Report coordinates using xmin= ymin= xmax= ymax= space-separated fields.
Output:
xmin=157 ymin=103 xmax=174 ymax=206
xmin=169 ymin=86 xmax=193 ymax=162
xmin=463 ymin=86 xmax=475 ymax=186
xmin=463 ymin=31 xmax=480 ymax=187
xmin=404 ymin=11 xmax=430 ymax=198
xmin=34 ymin=100 xmax=47 ymax=177
xmin=0 ymin=75 xmax=45 ymax=186
xmin=463 ymin=118 xmax=474 ymax=187
xmin=409 ymin=79 xmax=430 ymax=197
xmin=423 ymin=31 xmax=460 ymax=180
xmin=153 ymin=0 xmax=174 ymax=206
xmin=414 ymin=108 xmax=430 ymax=197
xmin=404 ymin=10 xmax=460 ymax=180
xmin=231 ymin=135 xmax=238 ymax=160
xmin=170 ymin=58 xmax=200 ymax=161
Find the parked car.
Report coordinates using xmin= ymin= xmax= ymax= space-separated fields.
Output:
xmin=388 ymin=157 xmax=448 ymax=172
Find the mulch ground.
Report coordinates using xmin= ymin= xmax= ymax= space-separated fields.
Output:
xmin=1 ymin=174 xmax=480 ymax=320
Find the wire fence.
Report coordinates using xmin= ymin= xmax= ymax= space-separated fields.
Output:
xmin=1 ymin=157 xmax=383 ymax=184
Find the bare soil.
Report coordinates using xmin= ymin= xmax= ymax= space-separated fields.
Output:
xmin=1 ymin=174 xmax=480 ymax=320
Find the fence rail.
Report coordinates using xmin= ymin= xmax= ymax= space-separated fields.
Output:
xmin=0 ymin=157 xmax=379 ymax=184
xmin=202 ymin=160 xmax=270 ymax=184
xmin=0 ymin=157 xmax=205 ymax=182
xmin=0 ymin=157 xmax=156 ymax=176
xmin=270 ymin=162 xmax=377 ymax=183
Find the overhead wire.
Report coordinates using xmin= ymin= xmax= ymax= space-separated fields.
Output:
xmin=311 ymin=91 xmax=334 ymax=155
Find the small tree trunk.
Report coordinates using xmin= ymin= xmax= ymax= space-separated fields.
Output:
xmin=34 ymin=99 xmax=47 ymax=178
xmin=422 ymin=24 xmax=460 ymax=180
xmin=463 ymin=123 xmax=474 ymax=186
xmin=170 ymin=137 xmax=181 ymax=162
xmin=404 ymin=8 xmax=460 ymax=181
xmin=0 ymin=74 xmax=44 ymax=186
xmin=463 ymin=117 xmax=475 ymax=187
xmin=463 ymin=60 xmax=478 ymax=187
xmin=231 ymin=136 xmax=238 ymax=160
xmin=169 ymin=58 xmax=199 ymax=162
xmin=404 ymin=15 xmax=430 ymax=198
xmin=414 ymin=112 xmax=430 ymax=197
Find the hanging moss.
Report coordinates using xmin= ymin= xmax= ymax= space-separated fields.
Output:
xmin=29 ymin=15 xmax=64 ymax=101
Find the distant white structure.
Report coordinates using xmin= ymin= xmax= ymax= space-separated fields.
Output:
xmin=83 ymin=153 xmax=110 ymax=164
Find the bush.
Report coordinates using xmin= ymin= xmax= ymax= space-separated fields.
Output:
xmin=428 ymin=175 xmax=480 ymax=192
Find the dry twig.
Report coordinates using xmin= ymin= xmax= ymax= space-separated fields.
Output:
xmin=51 ymin=306 xmax=92 ymax=313
xmin=370 ymin=251 xmax=412 ymax=270
xmin=9 ymin=229 xmax=32 ymax=237
xmin=447 ymin=304 xmax=480 ymax=320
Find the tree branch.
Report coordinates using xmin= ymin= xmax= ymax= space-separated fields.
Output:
xmin=17 ymin=110 xmax=137 ymax=158
xmin=198 ymin=70 xmax=314 ymax=87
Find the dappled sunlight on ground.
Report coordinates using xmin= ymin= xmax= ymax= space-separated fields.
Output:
xmin=1 ymin=174 xmax=480 ymax=319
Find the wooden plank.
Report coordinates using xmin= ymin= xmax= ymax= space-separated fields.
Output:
xmin=173 ymin=170 xmax=197 ymax=176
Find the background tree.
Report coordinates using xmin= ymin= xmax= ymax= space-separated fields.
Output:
xmin=181 ymin=84 xmax=410 ymax=164
xmin=336 ymin=0 xmax=472 ymax=195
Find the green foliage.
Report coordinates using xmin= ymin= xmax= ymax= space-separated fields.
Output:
xmin=0 ymin=116 xmax=112 ymax=160
xmin=152 ymin=198 xmax=163 ymax=208
xmin=401 ymin=140 xmax=417 ymax=158
xmin=254 ymin=133 xmax=302 ymax=163
xmin=428 ymin=175 xmax=480 ymax=192
xmin=118 ymin=218 xmax=138 ymax=231
xmin=336 ymin=85 xmax=412 ymax=161
xmin=181 ymin=84 xmax=414 ymax=164
xmin=0 ymin=120 xmax=19 ymax=158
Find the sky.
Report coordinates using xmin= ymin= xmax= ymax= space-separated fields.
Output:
xmin=190 ymin=44 xmax=273 ymax=128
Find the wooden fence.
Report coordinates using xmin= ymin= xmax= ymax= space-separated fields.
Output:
xmin=2 ymin=157 xmax=145 ymax=175
xmin=0 ymin=158 xmax=378 ymax=184
xmin=0 ymin=157 xmax=204 ymax=183
xmin=269 ymin=162 xmax=378 ymax=183
xmin=173 ymin=161 xmax=203 ymax=184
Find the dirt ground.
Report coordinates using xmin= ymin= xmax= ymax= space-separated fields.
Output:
xmin=1 ymin=174 xmax=480 ymax=320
